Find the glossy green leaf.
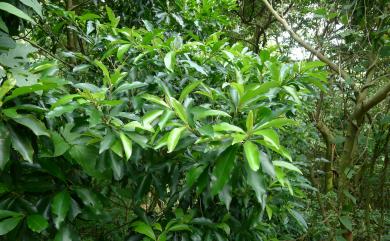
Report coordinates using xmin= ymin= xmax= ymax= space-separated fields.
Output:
xmin=142 ymin=94 xmax=170 ymax=108
xmin=272 ymin=161 xmax=302 ymax=174
xmin=211 ymin=146 xmax=238 ymax=195
xmin=20 ymin=0 xmax=42 ymax=17
xmin=51 ymin=191 xmax=71 ymax=229
xmin=0 ymin=2 xmax=35 ymax=23
xmin=27 ymin=214 xmax=48 ymax=233
xmin=246 ymin=110 xmax=254 ymax=131
xmin=117 ymin=43 xmax=131 ymax=60
xmin=186 ymin=164 xmax=207 ymax=187
xmin=0 ymin=210 xmax=23 ymax=219
xmin=132 ymin=221 xmax=156 ymax=240
xmin=11 ymin=115 xmax=50 ymax=136
xmin=247 ymin=168 xmax=266 ymax=205
xmin=253 ymin=128 xmax=280 ymax=149
xmin=170 ymin=98 xmax=188 ymax=124
xmin=289 ymin=209 xmax=308 ymax=230
xmin=119 ymin=132 xmax=132 ymax=161
xmin=0 ymin=125 xmax=11 ymax=170
xmin=260 ymin=151 xmax=275 ymax=177
xmin=244 ymin=141 xmax=260 ymax=171
xmin=112 ymin=81 xmax=148 ymax=95
xmin=256 ymin=118 xmax=296 ymax=130
xmin=0 ymin=216 xmax=23 ymax=235
xmin=167 ymin=127 xmax=186 ymax=153
xmin=9 ymin=126 xmax=33 ymax=163
xmin=213 ymin=122 xmax=244 ymax=133
xmin=164 ymin=51 xmax=176 ymax=72
xmin=179 ymin=81 xmax=202 ymax=102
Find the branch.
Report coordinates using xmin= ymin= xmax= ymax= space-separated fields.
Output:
xmin=362 ymin=81 xmax=390 ymax=113
xmin=260 ymin=0 xmax=350 ymax=80
xmin=21 ymin=37 xmax=74 ymax=69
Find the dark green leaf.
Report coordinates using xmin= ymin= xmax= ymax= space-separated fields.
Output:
xmin=27 ymin=214 xmax=48 ymax=233
xmin=211 ymin=146 xmax=238 ymax=195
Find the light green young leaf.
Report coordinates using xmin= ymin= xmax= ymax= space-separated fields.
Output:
xmin=167 ymin=127 xmax=186 ymax=153
xmin=246 ymin=110 xmax=254 ymax=131
xmin=244 ymin=141 xmax=260 ymax=171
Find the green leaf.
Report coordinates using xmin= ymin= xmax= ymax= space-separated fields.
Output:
xmin=117 ymin=43 xmax=131 ymax=60
xmin=272 ymin=161 xmax=302 ymax=174
xmin=4 ymin=83 xmax=57 ymax=103
xmin=283 ymin=86 xmax=301 ymax=104
xmin=289 ymin=209 xmax=308 ymax=230
xmin=213 ymin=122 xmax=244 ymax=133
xmin=239 ymin=81 xmax=279 ymax=108
xmin=9 ymin=126 xmax=33 ymax=163
xmin=246 ymin=110 xmax=254 ymax=131
xmin=339 ymin=216 xmax=352 ymax=231
xmin=158 ymin=110 xmax=174 ymax=129
xmin=51 ymin=131 xmax=70 ymax=157
xmin=112 ymin=81 xmax=148 ymax=95
xmin=167 ymin=127 xmax=186 ymax=153
xmin=69 ymin=146 xmax=98 ymax=176
xmin=119 ymin=132 xmax=132 ymax=161
xmin=179 ymin=81 xmax=202 ymax=102
xmin=54 ymin=225 xmax=79 ymax=241
xmin=256 ymin=118 xmax=296 ymax=129
xmin=253 ymin=128 xmax=280 ymax=149
xmin=0 ymin=210 xmax=23 ymax=219
xmin=211 ymin=146 xmax=238 ymax=195
xmin=106 ymin=5 xmax=119 ymax=27
xmin=141 ymin=94 xmax=170 ymax=108
xmin=167 ymin=224 xmax=191 ymax=232
xmin=244 ymin=141 xmax=260 ymax=171
xmin=164 ymin=51 xmax=176 ymax=72
xmin=186 ymin=164 xmax=207 ymax=187
xmin=170 ymin=98 xmax=188 ymax=124
xmin=11 ymin=115 xmax=50 ymax=136
xmin=0 ymin=75 xmax=16 ymax=105
xmin=109 ymin=150 xmax=124 ymax=180
xmin=132 ymin=221 xmax=156 ymax=240
xmin=191 ymin=107 xmax=230 ymax=120
xmin=99 ymin=130 xmax=116 ymax=154
xmin=0 ymin=2 xmax=35 ymax=23
xmin=0 ymin=125 xmax=11 ymax=170
xmin=260 ymin=151 xmax=275 ymax=177
xmin=27 ymin=214 xmax=48 ymax=233
xmin=247 ymin=168 xmax=266 ymax=205
xmin=0 ymin=216 xmax=23 ymax=235
xmin=51 ymin=191 xmax=71 ymax=229
xmin=20 ymin=0 xmax=42 ymax=18
xmin=142 ymin=110 xmax=164 ymax=126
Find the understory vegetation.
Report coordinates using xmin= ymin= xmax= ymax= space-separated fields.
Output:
xmin=0 ymin=0 xmax=389 ymax=240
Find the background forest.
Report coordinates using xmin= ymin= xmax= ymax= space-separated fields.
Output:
xmin=0 ymin=0 xmax=389 ymax=240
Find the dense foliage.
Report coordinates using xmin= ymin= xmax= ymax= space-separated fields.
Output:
xmin=0 ymin=0 xmax=388 ymax=241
